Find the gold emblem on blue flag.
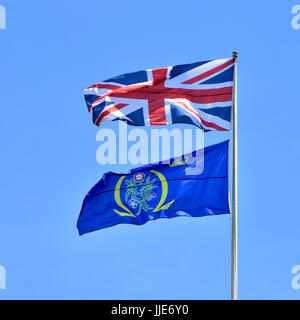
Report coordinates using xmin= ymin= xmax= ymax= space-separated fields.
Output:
xmin=114 ymin=171 xmax=175 ymax=217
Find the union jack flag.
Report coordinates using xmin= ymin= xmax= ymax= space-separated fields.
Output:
xmin=84 ymin=58 xmax=235 ymax=131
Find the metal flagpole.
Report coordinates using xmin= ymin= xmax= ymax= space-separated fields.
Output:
xmin=231 ymin=51 xmax=238 ymax=300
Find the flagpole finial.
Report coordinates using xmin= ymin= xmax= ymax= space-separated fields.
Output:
xmin=232 ymin=51 xmax=238 ymax=58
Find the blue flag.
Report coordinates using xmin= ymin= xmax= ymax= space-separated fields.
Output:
xmin=77 ymin=140 xmax=230 ymax=235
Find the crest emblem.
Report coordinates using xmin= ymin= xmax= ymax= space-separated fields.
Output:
xmin=113 ymin=170 xmax=174 ymax=217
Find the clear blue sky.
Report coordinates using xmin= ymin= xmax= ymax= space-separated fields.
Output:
xmin=1 ymin=0 xmax=300 ymax=299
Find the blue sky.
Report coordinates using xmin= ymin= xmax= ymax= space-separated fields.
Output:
xmin=1 ymin=0 xmax=300 ymax=299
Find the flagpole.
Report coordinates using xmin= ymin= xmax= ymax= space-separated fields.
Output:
xmin=231 ymin=51 xmax=238 ymax=300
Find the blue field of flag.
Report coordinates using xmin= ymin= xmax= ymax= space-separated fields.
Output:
xmin=77 ymin=140 xmax=230 ymax=235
